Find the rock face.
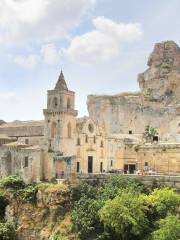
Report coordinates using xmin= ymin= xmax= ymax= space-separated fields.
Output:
xmin=87 ymin=41 xmax=180 ymax=141
xmin=5 ymin=183 xmax=74 ymax=240
xmin=138 ymin=41 xmax=180 ymax=100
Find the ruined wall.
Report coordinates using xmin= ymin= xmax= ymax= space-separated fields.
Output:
xmin=87 ymin=41 xmax=180 ymax=141
xmin=0 ymin=146 xmax=43 ymax=183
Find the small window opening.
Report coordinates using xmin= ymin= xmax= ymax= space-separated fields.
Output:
xmin=100 ymin=162 xmax=103 ymax=173
xmin=67 ymin=122 xmax=72 ymax=138
xmin=145 ymin=162 xmax=148 ymax=167
xmin=85 ymin=135 xmax=88 ymax=143
xmin=100 ymin=140 xmax=104 ymax=148
xmin=93 ymin=136 xmax=96 ymax=144
xmin=77 ymin=138 xmax=81 ymax=146
xmin=77 ymin=162 xmax=80 ymax=173
xmin=24 ymin=156 xmax=29 ymax=168
xmin=153 ymin=136 xmax=159 ymax=142
xmin=110 ymin=160 xmax=113 ymax=167
xmin=25 ymin=139 xmax=29 ymax=145
xmin=67 ymin=98 xmax=71 ymax=109
xmin=129 ymin=130 xmax=132 ymax=134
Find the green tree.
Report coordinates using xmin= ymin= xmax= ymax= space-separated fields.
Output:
xmin=99 ymin=191 xmax=149 ymax=240
xmin=98 ymin=175 xmax=144 ymax=200
xmin=151 ymin=215 xmax=180 ymax=240
xmin=71 ymin=196 xmax=103 ymax=239
xmin=144 ymin=188 xmax=180 ymax=219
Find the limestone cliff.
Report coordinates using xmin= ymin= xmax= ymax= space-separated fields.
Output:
xmin=87 ymin=41 xmax=180 ymax=141
xmin=138 ymin=41 xmax=180 ymax=100
xmin=4 ymin=183 xmax=76 ymax=240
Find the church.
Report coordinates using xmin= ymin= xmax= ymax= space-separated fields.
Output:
xmin=0 ymin=71 xmax=126 ymax=183
xmin=0 ymin=41 xmax=180 ymax=183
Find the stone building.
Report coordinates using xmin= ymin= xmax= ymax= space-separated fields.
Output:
xmin=0 ymin=41 xmax=180 ymax=182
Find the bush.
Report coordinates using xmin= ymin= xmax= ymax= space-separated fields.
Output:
xmin=98 ymin=175 xmax=144 ymax=200
xmin=18 ymin=184 xmax=39 ymax=203
xmin=144 ymin=188 xmax=180 ymax=218
xmin=0 ymin=175 xmax=25 ymax=190
xmin=99 ymin=191 xmax=149 ymax=240
xmin=151 ymin=215 xmax=180 ymax=240
xmin=72 ymin=196 xmax=103 ymax=239
xmin=0 ymin=221 xmax=16 ymax=240
xmin=70 ymin=180 xmax=100 ymax=203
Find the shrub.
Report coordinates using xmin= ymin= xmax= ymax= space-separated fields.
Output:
xmin=99 ymin=191 xmax=149 ymax=240
xmin=144 ymin=188 xmax=180 ymax=218
xmin=98 ymin=175 xmax=144 ymax=200
xmin=18 ymin=184 xmax=39 ymax=203
xmin=72 ymin=196 xmax=103 ymax=239
xmin=70 ymin=180 xmax=100 ymax=203
xmin=151 ymin=215 xmax=180 ymax=240
xmin=0 ymin=175 xmax=25 ymax=190
xmin=0 ymin=221 xmax=16 ymax=240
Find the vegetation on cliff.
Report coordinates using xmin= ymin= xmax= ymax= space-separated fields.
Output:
xmin=0 ymin=175 xmax=179 ymax=240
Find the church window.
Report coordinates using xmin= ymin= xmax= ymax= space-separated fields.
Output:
xmin=60 ymin=97 xmax=63 ymax=107
xmin=51 ymin=122 xmax=57 ymax=138
xmin=25 ymin=139 xmax=29 ymax=145
xmin=53 ymin=97 xmax=58 ymax=108
xmin=67 ymin=122 xmax=72 ymax=138
xmin=77 ymin=162 xmax=80 ymax=173
xmin=100 ymin=140 xmax=104 ymax=148
xmin=93 ymin=136 xmax=96 ymax=144
xmin=100 ymin=162 xmax=103 ymax=173
xmin=88 ymin=123 xmax=94 ymax=133
xmin=67 ymin=98 xmax=71 ymax=109
xmin=24 ymin=156 xmax=29 ymax=168
xmin=85 ymin=135 xmax=88 ymax=143
xmin=110 ymin=160 xmax=113 ymax=167
xmin=77 ymin=138 xmax=81 ymax=145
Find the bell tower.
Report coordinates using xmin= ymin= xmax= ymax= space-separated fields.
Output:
xmin=43 ymin=70 xmax=78 ymax=155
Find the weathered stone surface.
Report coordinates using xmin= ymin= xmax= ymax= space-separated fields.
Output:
xmin=5 ymin=183 xmax=73 ymax=240
xmin=138 ymin=41 xmax=180 ymax=100
xmin=87 ymin=41 xmax=180 ymax=142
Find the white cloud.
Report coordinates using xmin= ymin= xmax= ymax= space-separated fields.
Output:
xmin=41 ymin=44 xmax=60 ymax=65
xmin=14 ymin=54 xmax=39 ymax=69
xmin=66 ymin=16 xmax=143 ymax=64
xmin=0 ymin=0 xmax=96 ymax=45
xmin=0 ymin=92 xmax=18 ymax=102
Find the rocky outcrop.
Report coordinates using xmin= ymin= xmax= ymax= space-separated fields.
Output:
xmin=87 ymin=41 xmax=180 ymax=141
xmin=138 ymin=41 xmax=180 ymax=100
xmin=5 ymin=183 xmax=75 ymax=240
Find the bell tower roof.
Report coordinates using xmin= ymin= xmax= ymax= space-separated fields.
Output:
xmin=55 ymin=70 xmax=68 ymax=90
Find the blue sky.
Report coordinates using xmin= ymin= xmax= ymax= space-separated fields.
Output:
xmin=0 ymin=0 xmax=179 ymax=121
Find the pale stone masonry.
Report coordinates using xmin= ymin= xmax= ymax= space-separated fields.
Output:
xmin=0 ymin=41 xmax=180 ymax=183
